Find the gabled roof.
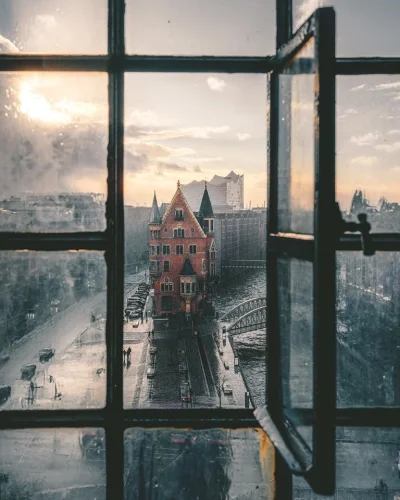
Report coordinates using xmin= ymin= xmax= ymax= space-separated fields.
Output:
xmin=162 ymin=181 xmax=206 ymax=237
xmin=180 ymin=256 xmax=196 ymax=276
xmin=149 ymin=191 xmax=162 ymax=224
xmin=198 ymin=184 xmax=214 ymax=218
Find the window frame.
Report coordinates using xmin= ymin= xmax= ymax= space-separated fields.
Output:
xmin=189 ymin=244 xmax=197 ymax=254
xmin=1 ymin=1 xmax=400 ymax=499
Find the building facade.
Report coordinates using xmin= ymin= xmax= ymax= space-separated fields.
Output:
xmin=149 ymin=183 xmax=217 ymax=317
xmin=181 ymin=171 xmax=244 ymax=212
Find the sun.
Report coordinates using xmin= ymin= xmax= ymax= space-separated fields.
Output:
xmin=18 ymin=79 xmax=72 ymax=124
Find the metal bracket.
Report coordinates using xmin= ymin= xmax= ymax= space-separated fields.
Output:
xmin=335 ymin=202 xmax=375 ymax=256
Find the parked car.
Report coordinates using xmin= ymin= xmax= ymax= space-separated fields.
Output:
xmin=21 ymin=364 xmax=36 ymax=381
xmin=0 ymin=385 xmax=11 ymax=404
xmin=179 ymin=364 xmax=188 ymax=374
xmin=39 ymin=348 xmax=55 ymax=363
xmin=149 ymin=345 xmax=157 ymax=355
xmin=222 ymin=382 xmax=233 ymax=395
xmin=78 ymin=428 xmax=105 ymax=458
xmin=129 ymin=311 xmax=141 ymax=320
xmin=147 ymin=367 xmax=156 ymax=378
xmin=180 ymin=382 xmax=191 ymax=402
xmin=132 ymin=319 xmax=140 ymax=328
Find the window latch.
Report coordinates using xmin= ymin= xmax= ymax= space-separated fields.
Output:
xmin=334 ymin=202 xmax=375 ymax=256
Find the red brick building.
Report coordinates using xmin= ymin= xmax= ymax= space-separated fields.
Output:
xmin=149 ymin=181 xmax=217 ymax=317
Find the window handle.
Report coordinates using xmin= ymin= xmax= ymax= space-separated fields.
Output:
xmin=335 ymin=202 xmax=375 ymax=256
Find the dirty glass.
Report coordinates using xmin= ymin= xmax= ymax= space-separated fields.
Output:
xmin=278 ymin=257 xmax=313 ymax=411
xmin=124 ymin=74 xmax=267 ymax=409
xmin=124 ymin=428 xmax=274 ymax=500
xmin=293 ymin=427 xmax=400 ymax=498
xmin=125 ymin=0 xmax=275 ymax=56
xmin=0 ymin=0 xmax=107 ymax=54
xmin=277 ymin=39 xmax=315 ymax=234
xmin=337 ymin=252 xmax=400 ymax=407
xmin=0 ymin=72 xmax=107 ymax=232
xmin=337 ymin=76 xmax=400 ymax=232
xmin=0 ymin=428 xmax=105 ymax=499
xmin=0 ymin=251 xmax=107 ymax=411
xmin=293 ymin=0 xmax=400 ymax=57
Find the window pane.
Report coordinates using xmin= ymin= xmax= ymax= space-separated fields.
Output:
xmin=0 ymin=251 xmax=106 ymax=410
xmin=126 ymin=0 xmax=275 ymax=56
xmin=337 ymin=76 xmax=400 ymax=231
xmin=294 ymin=428 xmax=400 ymax=498
xmin=337 ymin=252 xmax=400 ymax=407
xmin=124 ymin=73 xmax=267 ymax=409
xmin=0 ymin=0 xmax=107 ymax=54
xmin=293 ymin=1 xmax=400 ymax=57
xmin=0 ymin=72 xmax=107 ymax=231
xmin=0 ymin=428 xmax=105 ymax=499
xmin=278 ymin=257 xmax=313 ymax=410
xmin=125 ymin=428 xmax=274 ymax=499
xmin=277 ymin=39 xmax=315 ymax=234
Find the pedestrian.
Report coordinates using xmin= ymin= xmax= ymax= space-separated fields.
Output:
xmin=145 ymin=311 xmax=148 ymax=322
xmin=152 ymin=329 xmax=154 ymax=339
xmin=148 ymin=331 xmax=151 ymax=340
xmin=29 ymin=381 xmax=35 ymax=398
xmin=141 ymin=311 xmax=143 ymax=324
xmin=123 ymin=349 xmax=127 ymax=363
xmin=127 ymin=347 xmax=132 ymax=362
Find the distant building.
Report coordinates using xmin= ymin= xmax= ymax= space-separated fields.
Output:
xmin=149 ymin=183 xmax=217 ymax=317
xmin=181 ymin=171 xmax=244 ymax=212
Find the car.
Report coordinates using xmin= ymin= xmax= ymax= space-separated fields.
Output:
xmin=180 ymin=382 xmax=191 ymax=402
xmin=129 ymin=311 xmax=141 ymax=320
xmin=222 ymin=382 xmax=233 ymax=395
xmin=147 ymin=367 xmax=156 ymax=378
xmin=0 ymin=385 xmax=11 ymax=404
xmin=132 ymin=319 xmax=140 ymax=328
xmin=149 ymin=345 xmax=157 ymax=355
xmin=39 ymin=347 xmax=55 ymax=363
xmin=223 ymin=361 xmax=230 ymax=370
xmin=179 ymin=364 xmax=188 ymax=374
xmin=21 ymin=364 xmax=36 ymax=381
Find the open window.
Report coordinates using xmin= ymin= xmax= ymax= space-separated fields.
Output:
xmin=260 ymin=8 xmax=337 ymax=494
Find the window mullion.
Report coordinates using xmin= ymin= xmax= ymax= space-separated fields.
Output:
xmin=106 ymin=0 xmax=125 ymax=499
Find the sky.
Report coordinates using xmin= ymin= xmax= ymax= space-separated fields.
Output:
xmin=0 ymin=0 xmax=399 ymax=211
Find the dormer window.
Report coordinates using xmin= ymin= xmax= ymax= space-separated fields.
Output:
xmin=175 ymin=208 xmax=184 ymax=221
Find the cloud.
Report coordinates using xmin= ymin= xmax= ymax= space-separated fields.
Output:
xmin=128 ymin=109 xmax=159 ymax=127
xmin=35 ymin=15 xmax=57 ymax=29
xmin=157 ymin=162 xmax=188 ymax=174
xmin=0 ymin=34 xmax=19 ymax=53
xmin=126 ymin=124 xmax=229 ymax=141
xmin=375 ymin=142 xmax=400 ymax=153
xmin=194 ymin=166 xmax=203 ymax=173
xmin=389 ymin=130 xmax=400 ymax=135
xmin=372 ymin=82 xmax=400 ymax=90
xmin=237 ymin=133 xmax=252 ymax=141
xmin=351 ymin=84 xmax=366 ymax=91
xmin=350 ymin=156 xmax=378 ymax=166
xmin=182 ymin=156 xmax=223 ymax=164
xmin=350 ymin=132 xmax=379 ymax=146
xmin=207 ymin=76 xmax=226 ymax=92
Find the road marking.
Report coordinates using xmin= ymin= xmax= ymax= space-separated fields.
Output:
xmin=18 ymin=430 xmax=37 ymax=465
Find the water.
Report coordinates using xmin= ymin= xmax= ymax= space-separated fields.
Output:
xmin=213 ymin=270 xmax=267 ymax=406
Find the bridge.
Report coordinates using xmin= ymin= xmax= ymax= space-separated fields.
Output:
xmin=220 ymin=297 xmax=267 ymax=336
xmin=221 ymin=260 xmax=266 ymax=270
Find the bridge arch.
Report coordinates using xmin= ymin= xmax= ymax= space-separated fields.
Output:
xmin=225 ymin=306 xmax=266 ymax=336
xmin=220 ymin=297 xmax=266 ymax=322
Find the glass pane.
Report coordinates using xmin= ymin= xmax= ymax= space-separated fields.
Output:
xmin=0 ymin=0 xmax=107 ymax=53
xmin=337 ymin=76 xmax=400 ymax=232
xmin=0 ymin=72 xmax=107 ymax=231
xmin=337 ymin=252 xmax=400 ymax=407
xmin=278 ymin=257 xmax=313 ymax=410
xmin=293 ymin=1 xmax=400 ymax=57
xmin=124 ymin=73 xmax=267 ymax=408
xmin=126 ymin=0 xmax=275 ymax=56
xmin=294 ymin=427 xmax=400 ymax=498
xmin=0 ymin=428 xmax=105 ymax=498
xmin=125 ymin=428 xmax=274 ymax=499
xmin=0 ymin=251 xmax=106 ymax=410
xmin=277 ymin=39 xmax=315 ymax=234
